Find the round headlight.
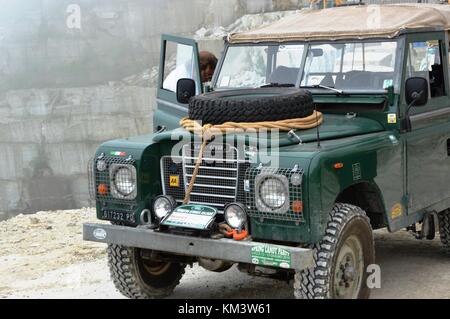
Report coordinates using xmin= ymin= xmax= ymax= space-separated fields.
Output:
xmin=259 ymin=177 xmax=288 ymax=209
xmin=153 ymin=196 xmax=176 ymax=219
xmin=114 ymin=167 xmax=136 ymax=196
xmin=96 ymin=160 xmax=107 ymax=172
xmin=224 ymin=203 xmax=247 ymax=229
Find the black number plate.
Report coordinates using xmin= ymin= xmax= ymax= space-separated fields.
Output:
xmin=101 ymin=210 xmax=135 ymax=223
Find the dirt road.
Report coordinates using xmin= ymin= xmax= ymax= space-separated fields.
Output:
xmin=1 ymin=208 xmax=449 ymax=299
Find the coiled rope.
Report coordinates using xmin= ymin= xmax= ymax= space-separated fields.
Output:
xmin=179 ymin=111 xmax=323 ymax=204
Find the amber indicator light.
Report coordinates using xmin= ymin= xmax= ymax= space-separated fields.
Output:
xmin=98 ymin=184 xmax=108 ymax=195
xmin=292 ymin=200 xmax=303 ymax=213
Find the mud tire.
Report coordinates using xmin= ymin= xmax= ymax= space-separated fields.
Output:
xmin=188 ymin=88 xmax=314 ymax=125
xmin=294 ymin=203 xmax=375 ymax=299
xmin=107 ymin=244 xmax=185 ymax=299
xmin=439 ymin=209 xmax=450 ymax=255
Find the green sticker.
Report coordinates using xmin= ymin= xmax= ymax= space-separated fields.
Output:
xmin=251 ymin=244 xmax=291 ymax=269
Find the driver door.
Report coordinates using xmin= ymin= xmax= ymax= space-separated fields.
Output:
xmin=154 ymin=35 xmax=202 ymax=131
xmin=404 ymin=33 xmax=450 ymax=215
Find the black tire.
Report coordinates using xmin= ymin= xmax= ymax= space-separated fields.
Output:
xmin=439 ymin=209 xmax=450 ymax=255
xmin=294 ymin=203 xmax=375 ymax=299
xmin=188 ymin=88 xmax=314 ymax=125
xmin=107 ymin=244 xmax=185 ymax=299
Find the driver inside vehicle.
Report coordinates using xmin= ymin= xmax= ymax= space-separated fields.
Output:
xmin=163 ymin=51 xmax=217 ymax=92
xmin=199 ymin=51 xmax=218 ymax=83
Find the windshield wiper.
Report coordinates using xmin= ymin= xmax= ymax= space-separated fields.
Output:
xmin=260 ymin=83 xmax=295 ymax=88
xmin=302 ymin=85 xmax=345 ymax=95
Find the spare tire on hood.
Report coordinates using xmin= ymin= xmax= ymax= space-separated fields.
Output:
xmin=188 ymin=87 xmax=314 ymax=125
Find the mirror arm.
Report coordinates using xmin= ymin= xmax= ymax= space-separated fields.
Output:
xmin=403 ymin=101 xmax=415 ymax=132
xmin=403 ymin=90 xmax=423 ymax=132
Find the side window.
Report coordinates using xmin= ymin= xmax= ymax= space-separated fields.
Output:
xmin=162 ymin=42 xmax=195 ymax=92
xmin=407 ymin=40 xmax=445 ymax=98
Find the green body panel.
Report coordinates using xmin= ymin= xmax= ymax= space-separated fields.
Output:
xmin=93 ymin=31 xmax=450 ymax=246
xmin=406 ymin=114 xmax=450 ymax=214
xmin=308 ymin=132 xmax=401 ymax=238
xmin=94 ymin=134 xmax=163 ymax=223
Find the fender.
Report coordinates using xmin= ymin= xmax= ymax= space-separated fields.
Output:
xmin=307 ymin=131 xmax=403 ymax=242
xmin=94 ymin=133 xmax=163 ymax=222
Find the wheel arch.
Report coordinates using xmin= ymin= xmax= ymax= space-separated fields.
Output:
xmin=335 ymin=181 xmax=387 ymax=230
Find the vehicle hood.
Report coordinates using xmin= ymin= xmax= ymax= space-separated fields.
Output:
xmin=152 ymin=114 xmax=385 ymax=147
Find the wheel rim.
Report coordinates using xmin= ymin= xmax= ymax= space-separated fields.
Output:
xmin=142 ymin=260 xmax=171 ymax=276
xmin=333 ymin=235 xmax=364 ymax=299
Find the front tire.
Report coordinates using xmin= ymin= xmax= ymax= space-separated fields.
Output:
xmin=107 ymin=244 xmax=185 ymax=299
xmin=294 ymin=203 xmax=375 ymax=299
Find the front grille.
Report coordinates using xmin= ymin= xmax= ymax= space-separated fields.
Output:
xmin=161 ymin=144 xmax=248 ymax=212
xmin=88 ymin=156 xmax=137 ymax=206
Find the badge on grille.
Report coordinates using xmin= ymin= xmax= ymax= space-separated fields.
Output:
xmin=170 ymin=175 xmax=179 ymax=187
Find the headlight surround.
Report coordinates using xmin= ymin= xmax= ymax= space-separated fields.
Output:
xmin=224 ymin=202 xmax=247 ymax=229
xmin=153 ymin=195 xmax=176 ymax=219
xmin=110 ymin=164 xmax=137 ymax=199
xmin=255 ymin=174 xmax=290 ymax=214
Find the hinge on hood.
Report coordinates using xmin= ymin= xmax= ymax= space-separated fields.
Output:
xmin=288 ymin=130 xmax=303 ymax=145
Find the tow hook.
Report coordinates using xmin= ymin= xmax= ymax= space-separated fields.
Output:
xmin=219 ymin=223 xmax=249 ymax=241
xmin=233 ymin=229 xmax=249 ymax=241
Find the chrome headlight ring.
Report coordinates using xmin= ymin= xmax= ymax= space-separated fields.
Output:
xmin=109 ymin=164 xmax=137 ymax=199
xmin=255 ymin=174 xmax=290 ymax=214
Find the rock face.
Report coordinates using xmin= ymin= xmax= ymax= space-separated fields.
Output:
xmin=0 ymin=86 xmax=154 ymax=217
xmin=0 ymin=0 xmax=305 ymax=218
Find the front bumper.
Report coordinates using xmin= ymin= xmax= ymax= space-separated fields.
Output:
xmin=83 ymin=223 xmax=314 ymax=271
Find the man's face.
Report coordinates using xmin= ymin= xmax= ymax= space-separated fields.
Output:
xmin=201 ymin=64 xmax=214 ymax=83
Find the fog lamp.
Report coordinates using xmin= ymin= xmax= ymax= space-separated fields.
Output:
xmin=224 ymin=202 xmax=247 ymax=229
xmin=153 ymin=195 xmax=177 ymax=219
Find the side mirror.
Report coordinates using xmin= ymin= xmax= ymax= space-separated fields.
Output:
xmin=310 ymin=48 xmax=323 ymax=57
xmin=176 ymin=78 xmax=196 ymax=104
xmin=405 ymin=77 xmax=428 ymax=107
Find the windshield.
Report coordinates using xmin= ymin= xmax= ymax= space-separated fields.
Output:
xmin=302 ymin=41 xmax=398 ymax=91
xmin=216 ymin=40 xmax=400 ymax=92
xmin=216 ymin=44 xmax=305 ymax=88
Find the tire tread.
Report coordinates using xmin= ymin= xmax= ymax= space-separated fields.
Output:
xmin=294 ymin=203 xmax=374 ymax=299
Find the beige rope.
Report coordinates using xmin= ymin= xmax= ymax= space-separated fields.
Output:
xmin=180 ymin=111 xmax=323 ymax=134
xmin=180 ymin=111 xmax=323 ymax=204
xmin=182 ymin=127 xmax=210 ymax=204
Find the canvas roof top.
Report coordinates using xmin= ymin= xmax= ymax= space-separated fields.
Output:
xmin=228 ymin=4 xmax=450 ymax=43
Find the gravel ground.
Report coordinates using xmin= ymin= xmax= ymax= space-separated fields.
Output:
xmin=1 ymin=208 xmax=449 ymax=299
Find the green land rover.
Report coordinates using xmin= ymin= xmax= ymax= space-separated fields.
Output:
xmin=84 ymin=4 xmax=450 ymax=299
